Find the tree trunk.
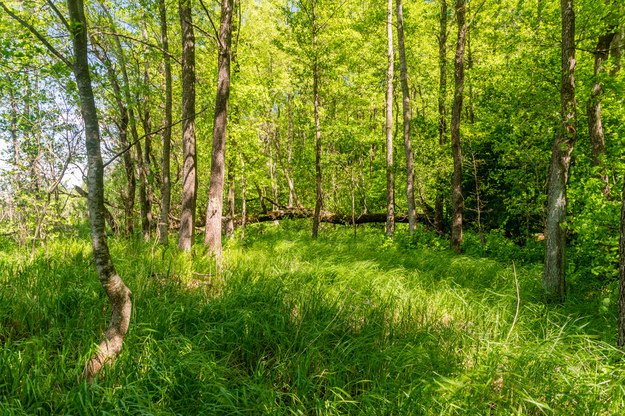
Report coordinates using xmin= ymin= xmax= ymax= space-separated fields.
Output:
xmin=66 ymin=0 xmax=132 ymax=382
xmin=225 ymin=166 xmax=235 ymax=238
xmin=543 ymin=0 xmax=576 ymax=303
xmin=204 ymin=0 xmax=234 ymax=256
xmin=158 ymin=0 xmax=172 ymax=246
xmin=618 ymin=174 xmax=625 ymax=347
xmin=450 ymin=0 xmax=467 ymax=253
xmin=178 ymin=0 xmax=197 ymax=252
xmin=587 ymin=27 xmax=616 ymax=198
xmin=385 ymin=0 xmax=395 ymax=237
xmin=240 ymin=153 xmax=247 ymax=240
xmin=311 ymin=4 xmax=323 ymax=239
xmin=435 ymin=0 xmax=448 ymax=234
xmin=140 ymin=21 xmax=154 ymax=240
xmin=287 ymin=94 xmax=295 ymax=208
xmin=396 ymin=0 xmax=415 ymax=235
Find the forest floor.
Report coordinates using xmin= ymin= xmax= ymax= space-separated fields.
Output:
xmin=0 ymin=221 xmax=624 ymax=415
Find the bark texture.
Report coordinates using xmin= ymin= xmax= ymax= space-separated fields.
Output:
xmin=450 ymin=0 xmax=467 ymax=253
xmin=204 ymin=0 xmax=234 ymax=256
xmin=158 ymin=0 xmax=173 ymax=246
xmin=619 ymin=174 xmax=625 ymax=347
xmin=178 ymin=0 xmax=197 ymax=251
xmin=311 ymin=3 xmax=323 ymax=239
xmin=396 ymin=0 xmax=415 ymax=235
xmin=67 ymin=0 xmax=132 ymax=382
xmin=435 ymin=0 xmax=448 ymax=233
xmin=543 ymin=0 xmax=576 ymax=303
xmin=385 ymin=0 xmax=395 ymax=237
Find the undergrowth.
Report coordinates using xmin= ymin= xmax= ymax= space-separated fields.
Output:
xmin=0 ymin=221 xmax=623 ymax=414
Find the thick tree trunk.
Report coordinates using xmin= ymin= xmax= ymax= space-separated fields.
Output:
xmin=385 ymin=0 xmax=395 ymax=237
xmin=450 ymin=0 xmax=467 ymax=253
xmin=435 ymin=0 xmax=448 ymax=234
xmin=178 ymin=0 xmax=197 ymax=252
xmin=396 ymin=0 xmax=415 ymax=235
xmin=204 ymin=0 xmax=234 ymax=256
xmin=543 ymin=0 xmax=576 ymax=303
xmin=587 ymin=28 xmax=616 ymax=198
xmin=311 ymin=4 xmax=323 ymax=239
xmin=66 ymin=0 xmax=132 ymax=382
xmin=158 ymin=0 xmax=172 ymax=246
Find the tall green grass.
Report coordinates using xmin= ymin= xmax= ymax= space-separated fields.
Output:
xmin=0 ymin=222 xmax=623 ymax=414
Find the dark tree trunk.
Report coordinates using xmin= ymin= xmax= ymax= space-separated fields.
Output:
xmin=543 ymin=0 xmax=576 ymax=303
xmin=140 ymin=21 xmax=154 ymax=240
xmin=450 ymin=0 xmax=467 ymax=253
xmin=66 ymin=0 xmax=132 ymax=382
xmin=435 ymin=0 xmax=448 ymax=234
xmin=385 ymin=0 xmax=395 ymax=237
xmin=396 ymin=0 xmax=415 ymax=235
xmin=158 ymin=0 xmax=173 ymax=246
xmin=178 ymin=0 xmax=197 ymax=252
xmin=204 ymin=0 xmax=234 ymax=256
xmin=587 ymin=28 xmax=616 ymax=198
xmin=311 ymin=3 xmax=323 ymax=239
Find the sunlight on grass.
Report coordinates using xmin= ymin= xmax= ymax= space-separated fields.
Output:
xmin=0 ymin=224 xmax=624 ymax=414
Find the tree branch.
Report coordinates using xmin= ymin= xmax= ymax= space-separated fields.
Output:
xmin=0 ymin=1 xmax=72 ymax=68
xmin=92 ymin=30 xmax=182 ymax=65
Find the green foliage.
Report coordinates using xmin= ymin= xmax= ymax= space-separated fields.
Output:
xmin=1 ymin=223 xmax=624 ymax=414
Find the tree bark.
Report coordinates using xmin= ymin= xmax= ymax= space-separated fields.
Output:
xmin=435 ymin=0 xmax=448 ymax=234
xmin=178 ymin=0 xmax=197 ymax=252
xmin=396 ymin=0 xmax=415 ymax=235
xmin=543 ymin=0 xmax=576 ymax=303
xmin=66 ymin=0 xmax=132 ymax=382
xmin=385 ymin=0 xmax=395 ymax=237
xmin=450 ymin=0 xmax=467 ymax=253
xmin=587 ymin=27 xmax=616 ymax=198
xmin=225 ymin=165 xmax=235 ymax=238
xmin=619 ymin=173 xmax=625 ymax=347
xmin=140 ymin=21 xmax=154 ymax=240
xmin=204 ymin=0 xmax=234 ymax=256
xmin=158 ymin=0 xmax=173 ymax=246
xmin=311 ymin=3 xmax=323 ymax=239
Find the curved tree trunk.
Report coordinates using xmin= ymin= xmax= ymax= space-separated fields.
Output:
xmin=385 ymin=0 xmax=395 ymax=237
xmin=204 ymin=0 xmax=234 ymax=257
xmin=158 ymin=0 xmax=173 ymax=246
xmin=66 ymin=0 xmax=132 ymax=382
xmin=396 ymin=0 xmax=415 ymax=235
xmin=450 ymin=0 xmax=467 ymax=253
xmin=178 ymin=0 xmax=197 ymax=252
xmin=543 ymin=0 xmax=576 ymax=302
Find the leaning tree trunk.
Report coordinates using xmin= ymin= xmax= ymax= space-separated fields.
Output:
xmin=435 ymin=0 xmax=448 ymax=233
xmin=66 ymin=0 xmax=132 ymax=382
xmin=204 ymin=0 xmax=234 ymax=256
xmin=385 ymin=0 xmax=395 ymax=237
xmin=311 ymin=4 xmax=323 ymax=239
xmin=450 ymin=0 xmax=467 ymax=253
xmin=158 ymin=0 xmax=173 ymax=246
xmin=178 ymin=0 xmax=197 ymax=252
xmin=396 ymin=0 xmax=415 ymax=235
xmin=587 ymin=27 xmax=616 ymax=198
xmin=543 ymin=0 xmax=576 ymax=303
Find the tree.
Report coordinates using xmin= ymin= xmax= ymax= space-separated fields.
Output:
xmin=542 ymin=0 xmax=576 ymax=302
xmin=158 ymin=0 xmax=173 ymax=246
xmin=395 ymin=0 xmax=415 ymax=235
xmin=1 ymin=0 xmax=133 ymax=381
xmin=450 ymin=0 xmax=467 ymax=253
xmin=177 ymin=0 xmax=197 ymax=252
xmin=435 ymin=0 xmax=448 ymax=234
xmin=384 ymin=0 xmax=395 ymax=237
xmin=204 ymin=0 xmax=235 ymax=256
